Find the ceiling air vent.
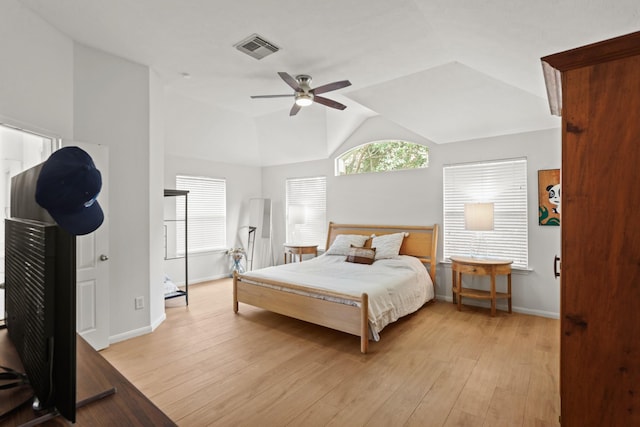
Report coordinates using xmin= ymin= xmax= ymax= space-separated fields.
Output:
xmin=234 ymin=33 xmax=280 ymax=60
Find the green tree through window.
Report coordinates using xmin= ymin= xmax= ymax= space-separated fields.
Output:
xmin=336 ymin=140 xmax=429 ymax=175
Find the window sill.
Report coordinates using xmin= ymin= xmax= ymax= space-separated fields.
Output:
xmin=169 ymin=249 xmax=228 ymax=258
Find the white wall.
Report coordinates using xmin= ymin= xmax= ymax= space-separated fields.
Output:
xmin=165 ymin=91 xmax=261 ymax=166
xmin=164 ymin=155 xmax=262 ymax=284
xmin=73 ymin=43 xmax=157 ymax=339
xmin=434 ymin=129 xmax=561 ymax=317
xmin=262 ymin=116 xmax=439 ymax=255
xmin=262 ymin=118 xmax=562 ymax=318
xmin=0 ymin=0 xmax=73 ymax=138
xmin=149 ymin=70 xmax=166 ymax=328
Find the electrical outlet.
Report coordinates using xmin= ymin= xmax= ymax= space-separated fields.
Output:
xmin=135 ymin=296 xmax=144 ymax=310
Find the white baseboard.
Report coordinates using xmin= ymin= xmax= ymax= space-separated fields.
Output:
xmin=109 ymin=313 xmax=167 ymax=344
xmin=512 ymin=306 xmax=559 ymax=319
xmin=435 ymin=294 xmax=559 ymax=319
xmin=196 ymin=273 xmax=230 ymax=282
xmin=151 ymin=312 xmax=167 ymax=331
xmin=109 ymin=325 xmax=153 ymax=345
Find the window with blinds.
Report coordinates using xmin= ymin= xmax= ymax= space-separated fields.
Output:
xmin=176 ymin=175 xmax=226 ymax=254
xmin=443 ymin=158 xmax=528 ymax=268
xmin=286 ymin=176 xmax=327 ymax=249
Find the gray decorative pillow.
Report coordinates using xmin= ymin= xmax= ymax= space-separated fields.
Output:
xmin=372 ymin=232 xmax=408 ymax=259
xmin=325 ymin=234 xmax=370 ymax=256
xmin=346 ymin=245 xmax=376 ymax=265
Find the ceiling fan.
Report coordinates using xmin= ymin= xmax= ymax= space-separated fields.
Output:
xmin=251 ymin=72 xmax=351 ymax=116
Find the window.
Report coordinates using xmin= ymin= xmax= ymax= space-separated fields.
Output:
xmin=176 ymin=175 xmax=226 ymax=254
xmin=443 ymin=158 xmax=528 ymax=269
xmin=286 ymin=176 xmax=327 ymax=249
xmin=0 ymin=124 xmax=57 ymax=324
xmin=336 ymin=140 xmax=428 ymax=176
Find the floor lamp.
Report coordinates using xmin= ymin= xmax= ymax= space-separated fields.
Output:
xmin=464 ymin=202 xmax=494 ymax=258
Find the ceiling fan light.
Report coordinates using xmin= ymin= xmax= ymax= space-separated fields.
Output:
xmin=295 ymin=93 xmax=313 ymax=107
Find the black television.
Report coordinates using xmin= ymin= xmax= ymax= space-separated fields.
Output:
xmin=3 ymin=164 xmax=77 ymax=423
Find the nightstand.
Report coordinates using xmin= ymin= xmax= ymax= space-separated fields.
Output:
xmin=450 ymin=256 xmax=513 ymax=316
xmin=283 ymin=244 xmax=318 ymax=264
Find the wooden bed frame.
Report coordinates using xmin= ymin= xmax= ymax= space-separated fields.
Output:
xmin=233 ymin=222 xmax=439 ymax=353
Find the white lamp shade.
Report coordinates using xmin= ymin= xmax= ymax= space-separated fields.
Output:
xmin=295 ymin=94 xmax=313 ymax=107
xmin=288 ymin=204 xmax=306 ymax=225
xmin=465 ymin=203 xmax=494 ymax=231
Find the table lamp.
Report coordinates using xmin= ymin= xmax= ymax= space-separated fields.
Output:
xmin=288 ymin=204 xmax=306 ymax=243
xmin=465 ymin=202 xmax=494 ymax=258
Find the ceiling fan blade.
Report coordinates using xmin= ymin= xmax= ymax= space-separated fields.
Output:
xmin=289 ymin=103 xmax=302 ymax=116
xmin=313 ymin=96 xmax=347 ymax=110
xmin=278 ymin=72 xmax=301 ymax=91
xmin=312 ymin=80 xmax=351 ymax=95
xmin=250 ymin=94 xmax=294 ymax=99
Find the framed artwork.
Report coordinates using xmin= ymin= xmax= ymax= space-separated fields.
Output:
xmin=538 ymin=169 xmax=560 ymax=226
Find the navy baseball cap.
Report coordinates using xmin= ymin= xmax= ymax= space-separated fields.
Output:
xmin=35 ymin=146 xmax=104 ymax=236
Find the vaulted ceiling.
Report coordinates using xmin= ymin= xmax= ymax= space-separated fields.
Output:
xmin=19 ymin=0 xmax=640 ymax=165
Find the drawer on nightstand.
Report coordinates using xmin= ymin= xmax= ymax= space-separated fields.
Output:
xmin=454 ymin=263 xmax=492 ymax=275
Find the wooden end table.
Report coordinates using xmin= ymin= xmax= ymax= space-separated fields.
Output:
xmin=283 ymin=244 xmax=318 ymax=264
xmin=450 ymin=256 xmax=513 ymax=316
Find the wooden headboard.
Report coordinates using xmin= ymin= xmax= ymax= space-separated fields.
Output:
xmin=325 ymin=222 xmax=439 ymax=284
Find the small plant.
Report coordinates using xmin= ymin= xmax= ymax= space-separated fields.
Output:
xmin=226 ymin=247 xmax=245 ymax=261
xmin=227 ymin=248 xmax=247 ymax=274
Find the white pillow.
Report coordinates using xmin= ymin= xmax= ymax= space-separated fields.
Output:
xmin=325 ymin=234 xmax=370 ymax=256
xmin=371 ymin=232 xmax=408 ymax=259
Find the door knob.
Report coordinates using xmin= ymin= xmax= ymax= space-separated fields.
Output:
xmin=100 ymin=254 xmax=109 ymax=261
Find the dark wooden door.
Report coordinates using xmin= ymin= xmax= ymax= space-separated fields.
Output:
xmin=560 ymin=52 xmax=640 ymax=426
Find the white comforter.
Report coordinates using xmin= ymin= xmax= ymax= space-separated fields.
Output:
xmin=240 ymin=254 xmax=434 ymax=341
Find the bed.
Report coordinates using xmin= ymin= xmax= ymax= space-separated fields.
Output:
xmin=233 ymin=222 xmax=439 ymax=353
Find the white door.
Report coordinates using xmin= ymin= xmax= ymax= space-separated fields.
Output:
xmin=69 ymin=142 xmax=110 ymax=350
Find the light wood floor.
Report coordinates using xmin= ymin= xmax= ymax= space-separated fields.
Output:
xmin=100 ymin=279 xmax=560 ymax=426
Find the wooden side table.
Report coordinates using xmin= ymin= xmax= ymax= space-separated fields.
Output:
xmin=283 ymin=244 xmax=318 ymax=264
xmin=450 ymin=256 xmax=513 ymax=316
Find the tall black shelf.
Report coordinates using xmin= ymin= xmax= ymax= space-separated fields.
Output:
xmin=164 ymin=189 xmax=189 ymax=305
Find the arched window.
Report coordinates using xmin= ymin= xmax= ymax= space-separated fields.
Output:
xmin=335 ymin=140 xmax=429 ymax=176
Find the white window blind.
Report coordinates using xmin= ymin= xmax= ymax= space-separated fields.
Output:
xmin=286 ymin=176 xmax=327 ymax=249
xmin=443 ymin=158 xmax=528 ymax=268
xmin=176 ymin=175 xmax=226 ymax=254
